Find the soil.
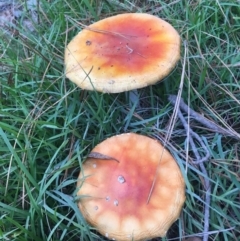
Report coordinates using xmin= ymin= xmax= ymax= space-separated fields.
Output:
xmin=0 ymin=0 xmax=38 ymax=33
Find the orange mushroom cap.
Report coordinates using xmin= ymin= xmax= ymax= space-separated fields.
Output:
xmin=77 ymin=133 xmax=185 ymax=241
xmin=65 ymin=13 xmax=180 ymax=93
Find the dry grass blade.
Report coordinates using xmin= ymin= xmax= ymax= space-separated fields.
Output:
xmin=65 ymin=15 xmax=135 ymax=39
xmin=147 ymin=40 xmax=188 ymax=204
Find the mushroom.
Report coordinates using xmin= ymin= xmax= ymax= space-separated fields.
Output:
xmin=76 ymin=133 xmax=185 ymax=241
xmin=65 ymin=13 xmax=180 ymax=93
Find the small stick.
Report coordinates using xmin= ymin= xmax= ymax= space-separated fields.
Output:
xmin=176 ymin=108 xmax=210 ymax=164
xmin=169 ymin=95 xmax=211 ymax=241
xmin=168 ymin=95 xmax=239 ymax=139
xmin=167 ymin=226 xmax=235 ymax=240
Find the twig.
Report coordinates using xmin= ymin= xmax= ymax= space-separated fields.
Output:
xmin=168 ymin=95 xmax=239 ymax=139
xmin=167 ymin=226 xmax=235 ymax=240
xmin=169 ymin=95 xmax=211 ymax=241
xmin=174 ymin=107 xmax=210 ymax=164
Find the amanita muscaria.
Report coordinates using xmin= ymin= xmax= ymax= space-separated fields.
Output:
xmin=65 ymin=13 xmax=180 ymax=93
xmin=77 ymin=133 xmax=185 ymax=241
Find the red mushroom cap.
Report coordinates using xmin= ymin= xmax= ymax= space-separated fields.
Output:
xmin=77 ymin=133 xmax=185 ymax=241
xmin=65 ymin=13 xmax=180 ymax=93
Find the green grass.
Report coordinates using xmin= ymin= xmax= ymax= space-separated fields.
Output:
xmin=0 ymin=0 xmax=240 ymax=240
